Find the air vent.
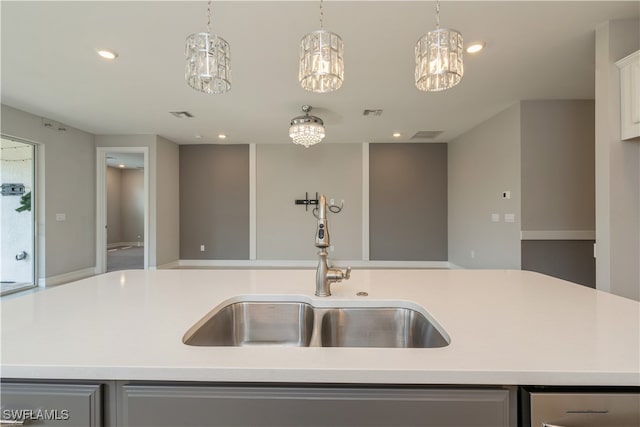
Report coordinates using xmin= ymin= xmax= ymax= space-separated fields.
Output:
xmin=170 ymin=111 xmax=194 ymax=118
xmin=363 ymin=109 xmax=383 ymax=117
xmin=411 ymin=130 xmax=443 ymax=139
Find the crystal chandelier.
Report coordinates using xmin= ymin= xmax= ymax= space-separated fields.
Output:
xmin=185 ymin=0 xmax=231 ymax=94
xmin=299 ymin=0 xmax=344 ymax=93
xmin=289 ymin=105 xmax=326 ymax=148
xmin=415 ymin=0 xmax=463 ymax=92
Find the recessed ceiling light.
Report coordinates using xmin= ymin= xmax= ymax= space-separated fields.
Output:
xmin=392 ymin=132 xmax=401 ymax=138
xmin=119 ymin=164 xmax=125 ymax=168
xmin=466 ymin=42 xmax=485 ymax=54
xmin=97 ymin=49 xmax=118 ymax=60
xmin=218 ymin=134 xmax=227 ymax=139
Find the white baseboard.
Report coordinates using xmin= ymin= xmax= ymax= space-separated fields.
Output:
xmin=447 ymin=262 xmax=466 ymax=269
xmin=520 ymin=230 xmax=595 ymax=240
xmin=178 ymin=259 xmax=452 ymax=269
xmin=38 ymin=267 xmax=96 ymax=287
xmin=155 ymin=260 xmax=180 ymax=270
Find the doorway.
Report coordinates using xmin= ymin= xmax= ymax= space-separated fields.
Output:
xmin=0 ymin=137 xmax=36 ymax=295
xmin=96 ymin=147 xmax=149 ymax=274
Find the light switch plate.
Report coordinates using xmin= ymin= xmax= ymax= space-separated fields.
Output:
xmin=491 ymin=213 xmax=500 ymax=222
xmin=504 ymin=213 xmax=516 ymax=223
xmin=55 ymin=213 xmax=66 ymax=221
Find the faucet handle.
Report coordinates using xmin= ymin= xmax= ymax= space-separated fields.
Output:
xmin=344 ymin=266 xmax=351 ymax=280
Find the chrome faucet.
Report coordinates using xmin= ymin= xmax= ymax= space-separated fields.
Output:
xmin=315 ymin=194 xmax=351 ymax=296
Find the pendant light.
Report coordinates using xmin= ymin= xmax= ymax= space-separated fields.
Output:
xmin=415 ymin=0 xmax=463 ymax=92
xmin=299 ymin=0 xmax=344 ymax=93
xmin=289 ymin=105 xmax=326 ymax=148
xmin=185 ymin=0 xmax=231 ymax=94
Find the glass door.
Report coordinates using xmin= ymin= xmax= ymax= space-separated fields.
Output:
xmin=0 ymin=137 xmax=36 ymax=296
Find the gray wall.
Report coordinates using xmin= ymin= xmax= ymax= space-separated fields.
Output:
xmin=522 ymin=240 xmax=596 ymax=288
xmin=180 ymin=144 xmax=249 ymax=260
xmin=369 ymin=143 xmax=447 ymax=261
xmin=120 ymin=169 xmax=144 ymax=243
xmin=1 ymin=104 xmax=96 ymax=278
xmin=595 ymin=19 xmax=640 ymax=301
xmin=520 ymin=100 xmax=596 ymax=288
xmin=256 ymin=144 xmax=363 ymax=261
xmin=156 ymin=136 xmax=180 ymax=266
xmin=448 ymin=104 xmax=522 ymax=269
xmin=521 ymin=100 xmax=595 ymax=232
xmin=107 ymin=167 xmax=145 ymax=244
xmin=106 ymin=167 xmax=122 ymax=244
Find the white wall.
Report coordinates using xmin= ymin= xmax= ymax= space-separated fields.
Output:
xmin=595 ymin=19 xmax=640 ymax=301
xmin=448 ymin=103 xmax=522 ymax=269
xmin=1 ymin=104 xmax=96 ymax=280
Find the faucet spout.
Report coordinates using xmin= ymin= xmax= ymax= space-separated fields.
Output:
xmin=314 ymin=194 xmax=351 ymax=296
xmin=316 ymin=249 xmax=351 ymax=296
xmin=315 ymin=194 xmax=329 ymax=248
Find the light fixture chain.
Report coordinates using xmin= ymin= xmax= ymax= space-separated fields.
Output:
xmin=435 ymin=0 xmax=440 ymax=29
xmin=207 ymin=0 xmax=212 ymax=34
xmin=320 ymin=0 xmax=324 ymax=29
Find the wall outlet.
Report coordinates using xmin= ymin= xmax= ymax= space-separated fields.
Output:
xmin=200 ymin=245 xmax=205 ymax=252
xmin=504 ymin=213 xmax=516 ymax=223
xmin=55 ymin=213 xmax=66 ymax=221
xmin=470 ymin=250 xmax=475 ymax=259
xmin=491 ymin=213 xmax=500 ymax=222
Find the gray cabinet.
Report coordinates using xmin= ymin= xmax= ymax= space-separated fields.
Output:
xmin=118 ymin=384 xmax=510 ymax=427
xmin=0 ymin=382 xmax=102 ymax=426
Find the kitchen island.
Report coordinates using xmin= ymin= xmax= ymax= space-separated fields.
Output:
xmin=1 ymin=269 xmax=638 ymax=426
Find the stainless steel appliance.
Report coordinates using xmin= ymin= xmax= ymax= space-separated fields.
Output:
xmin=520 ymin=387 xmax=639 ymax=427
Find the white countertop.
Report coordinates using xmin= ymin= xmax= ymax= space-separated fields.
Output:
xmin=1 ymin=269 xmax=638 ymax=386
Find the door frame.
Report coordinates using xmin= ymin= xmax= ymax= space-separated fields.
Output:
xmin=96 ymin=147 xmax=149 ymax=273
xmin=0 ymin=134 xmax=39 ymax=293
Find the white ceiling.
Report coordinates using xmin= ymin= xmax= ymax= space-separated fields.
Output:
xmin=1 ymin=1 xmax=638 ymax=145
xmin=106 ymin=152 xmax=144 ymax=169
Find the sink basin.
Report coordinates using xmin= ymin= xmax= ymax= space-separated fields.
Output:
xmin=320 ymin=307 xmax=449 ymax=348
xmin=184 ymin=301 xmax=314 ymax=346
xmin=183 ymin=299 xmax=450 ymax=348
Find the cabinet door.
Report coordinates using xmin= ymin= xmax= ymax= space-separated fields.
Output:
xmin=0 ymin=383 xmax=102 ymax=426
xmin=617 ymin=50 xmax=640 ymax=140
xmin=119 ymin=384 xmax=509 ymax=427
xmin=530 ymin=392 xmax=640 ymax=427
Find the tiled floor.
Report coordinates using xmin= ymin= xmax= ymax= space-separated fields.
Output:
xmin=107 ymin=246 xmax=144 ymax=272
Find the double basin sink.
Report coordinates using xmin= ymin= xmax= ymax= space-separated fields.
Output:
xmin=183 ymin=298 xmax=450 ymax=348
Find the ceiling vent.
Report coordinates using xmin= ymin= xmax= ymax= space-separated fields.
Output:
xmin=169 ymin=111 xmax=194 ymax=118
xmin=362 ymin=109 xmax=383 ymax=117
xmin=411 ymin=130 xmax=443 ymax=139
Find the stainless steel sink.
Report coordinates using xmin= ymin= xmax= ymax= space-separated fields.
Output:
xmin=320 ymin=307 xmax=449 ymax=348
xmin=183 ymin=300 xmax=449 ymax=348
xmin=184 ymin=301 xmax=314 ymax=346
